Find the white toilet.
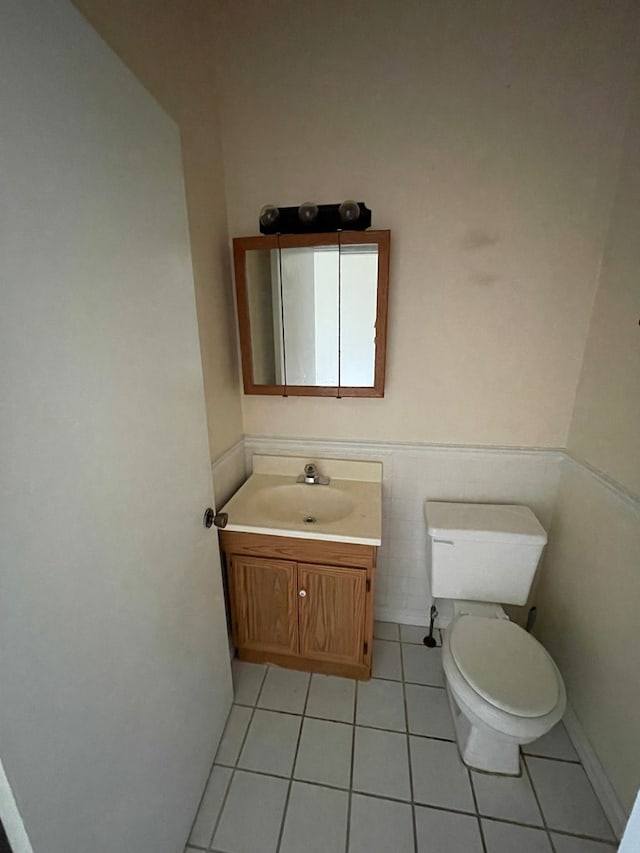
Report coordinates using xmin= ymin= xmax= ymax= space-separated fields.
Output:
xmin=425 ymin=501 xmax=566 ymax=776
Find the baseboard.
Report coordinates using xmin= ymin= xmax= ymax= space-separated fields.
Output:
xmin=563 ymin=702 xmax=628 ymax=839
xmin=375 ymin=606 xmax=429 ymax=627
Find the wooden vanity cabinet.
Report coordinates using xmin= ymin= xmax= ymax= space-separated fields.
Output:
xmin=220 ymin=531 xmax=376 ymax=680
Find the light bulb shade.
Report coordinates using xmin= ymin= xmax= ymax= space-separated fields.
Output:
xmin=259 ymin=204 xmax=280 ymax=228
xmin=338 ymin=200 xmax=361 ymax=224
xmin=298 ymin=202 xmax=319 ymax=224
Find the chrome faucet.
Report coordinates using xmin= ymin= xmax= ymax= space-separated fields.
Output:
xmin=297 ymin=462 xmax=330 ymax=485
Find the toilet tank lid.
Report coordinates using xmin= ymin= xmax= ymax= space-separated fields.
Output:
xmin=425 ymin=502 xmax=547 ymax=544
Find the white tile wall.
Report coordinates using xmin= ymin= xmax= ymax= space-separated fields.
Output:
xmin=244 ymin=436 xmax=563 ymax=626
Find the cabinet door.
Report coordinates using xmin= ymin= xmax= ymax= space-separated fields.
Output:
xmin=298 ymin=564 xmax=366 ymax=665
xmin=230 ymin=556 xmax=298 ymax=655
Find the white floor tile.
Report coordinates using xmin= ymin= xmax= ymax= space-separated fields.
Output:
xmin=212 ymin=770 xmax=288 ymax=853
xmin=405 ymin=683 xmax=454 ymax=739
xmin=400 ymin=624 xmax=428 ymax=644
xmin=526 ymin=757 xmax=614 ymax=840
xmin=279 ymin=782 xmax=349 ymax=853
xmin=352 ymin=726 xmax=411 ymax=800
xmin=415 ymin=805 xmax=484 ymax=852
xmin=349 ymin=793 xmax=414 ymax=853
xmin=481 ymin=818 xmax=553 ymax=852
xmin=371 ymin=639 xmax=402 ymax=680
xmin=402 ymin=643 xmax=445 ymax=686
xmin=187 ymin=765 xmax=232 ymax=848
xmin=374 ymin=620 xmax=400 ymax=641
xmin=231 ymin=659 xmax=266 ymax=705
xmin=472 ymin=767 xmax=543 ymax=825
xmin=356 ymin=678 xmax=406 ymax=731
xmin=410 ymin=736 xmax=475 ymax=812
xmin=237 ymin=709 xmax=301 ymax=777
xmin=215 ymin=704 xmax=252 ymax=765
xmin=294 ymin=718 xmax=353 ymax=788
xmin=523 ymin=721 xmax=579 ymax=761
xmin=306 ymin=673 xmax=355 ymax=723
xmin=551 ymin=833 xmax=618 ymax=852
xmin=258 ymin=666 xmax=310 ymax=713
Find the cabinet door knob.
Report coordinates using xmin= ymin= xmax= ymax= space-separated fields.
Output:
xmin=298 ymin=589 xmax=307 ymax=597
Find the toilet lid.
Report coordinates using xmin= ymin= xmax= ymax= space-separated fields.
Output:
xmin=449 ymin=616 xmax=560 ymax=718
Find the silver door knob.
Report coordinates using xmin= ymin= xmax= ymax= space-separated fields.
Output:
xmin=299 ymin=589 xmax=307 ymax=597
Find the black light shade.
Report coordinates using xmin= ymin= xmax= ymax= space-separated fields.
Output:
xmin=258 ymin=201 xmax=371 ymax=234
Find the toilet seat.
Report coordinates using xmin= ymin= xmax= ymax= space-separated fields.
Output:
xmin=449 ymin=615 xmax=560 ymax=718
xmin=443 ymin=615 xmax=566 ymax=742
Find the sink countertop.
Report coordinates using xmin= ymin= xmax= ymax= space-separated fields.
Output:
xmin=219 ymin=472 xmax=382 ymax=546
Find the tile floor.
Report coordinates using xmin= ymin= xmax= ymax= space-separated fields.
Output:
xmin=185 ymin=622 xmax=617 ymax=853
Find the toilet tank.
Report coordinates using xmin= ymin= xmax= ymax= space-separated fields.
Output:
xmin=425 ymin=502 xmax=548 ymax=606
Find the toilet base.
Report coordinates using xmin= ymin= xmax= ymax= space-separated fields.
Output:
xmin=446 ymin=685 xmax=521 ymax=776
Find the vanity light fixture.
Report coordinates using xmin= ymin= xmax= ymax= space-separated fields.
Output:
xmin=258 ymin=200 xmax=372 ymax=234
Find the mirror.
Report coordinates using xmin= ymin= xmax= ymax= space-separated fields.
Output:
xmin=233 ymin=231 xmax=390 ymax=397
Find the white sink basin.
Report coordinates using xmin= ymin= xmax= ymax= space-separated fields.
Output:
xmin=250 ymin=484 xmax=355 ymax=525
xmin=218 ymin=456 xmax=382 ymax=545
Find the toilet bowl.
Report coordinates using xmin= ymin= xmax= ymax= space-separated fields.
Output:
xmin=442 ymin=613 xmax=566 ymax=775
xmin=425 ymin=500 xmax=567 ymax=775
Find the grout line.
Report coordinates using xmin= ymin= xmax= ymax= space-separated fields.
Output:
xmin=205 ymin=762 xmax=474 ymax=815
xmin=527 ymin=748 xmax=618 ymax=840
xmin=548 ymin=827 xmax=618 ymax=846
xmin=224 ymin=702 xmax=456 ymax=742
xmin=236 ymin=690 xmax=445 ymax=716
xmin=521 ymin=753 xmax=557 ymax=853
xmin=345 ymin=678 xmax=358 ymax=853
xmin=564 ymin=751 xmax=618 ymax=840
xmin=521 ymin=751 xmax=580 ymax=765
xmin=206 ymin=664 xmax=270 ymax=852
xmin=467 ymin=767 xmax=488 ymax=853
xmin=229 ymin=706 xmax=603 ymax=765
xmin=274 ymin=672 xmax=312 ymax=853
xmin=399 ymin=640 xmax=419 ymax=853
xmin=474 ymin=812 xmax=549 ymax=832
xmin=183 ymin=750 xmax=219 ymax=850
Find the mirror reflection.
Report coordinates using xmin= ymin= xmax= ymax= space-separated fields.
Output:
xmin=245 ymin=243 xmax=379 ymax=388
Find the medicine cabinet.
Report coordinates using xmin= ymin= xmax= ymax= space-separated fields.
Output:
xmin=232 ymin=230 xmax=390 ymax=397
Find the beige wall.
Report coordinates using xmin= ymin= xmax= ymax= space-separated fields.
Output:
xmin=537 ymin=56 xmax=640 ymax=817
xmin=214 ymin=0 xmax=637 ymax=447
xmin=73 ymin=0 xmax=243 ymax=460
xmin=568 ymin=63 xmax=640 ymax=497
xmin=537 ymin=466 xmax=640 ymax=814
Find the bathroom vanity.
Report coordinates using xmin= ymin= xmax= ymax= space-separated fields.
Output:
xmin=218 ymin=456 xmax=382 ymax=679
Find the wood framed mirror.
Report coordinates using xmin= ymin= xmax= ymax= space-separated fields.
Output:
xmin=233 ymin=230 xmax=390 ymax=397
